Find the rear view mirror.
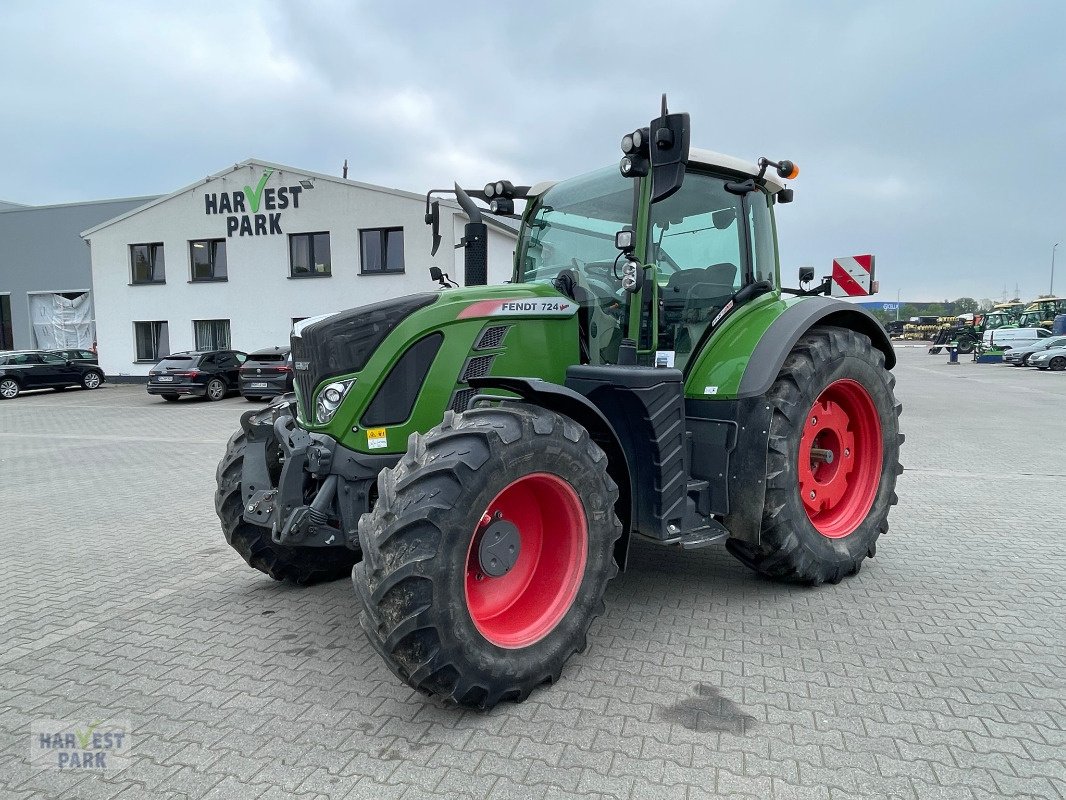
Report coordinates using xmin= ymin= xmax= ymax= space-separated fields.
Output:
xmin=799 ymin=266 xmax=815 ymax=283
xmin=429 ymin=266 xmax=444 ymax=282
xmin=649 ymin=96 xmax=690 ymax=203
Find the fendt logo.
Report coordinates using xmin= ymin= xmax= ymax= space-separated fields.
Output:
xmin=203 ymin=168 xmax=309 ymax=237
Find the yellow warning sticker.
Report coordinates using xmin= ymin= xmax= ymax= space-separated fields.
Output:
xmin=366 ymin=428 xmax=388 ymax=450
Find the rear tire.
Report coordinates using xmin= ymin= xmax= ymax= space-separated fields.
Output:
xmin=215 ymin=424 xmax=359 ymax=584
xmin=354 ymin=404 xmax=621 ymax=709
xmin=727 ymin=326 xmax=903 ymax=585
xmin=0 ymin=378 xmax=20 ymax=399
xmin=81 ymin=370 xmax=103 ymax=390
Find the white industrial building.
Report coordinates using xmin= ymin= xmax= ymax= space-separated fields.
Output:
xmin=82 ymin=159 xmax=518 ymax=377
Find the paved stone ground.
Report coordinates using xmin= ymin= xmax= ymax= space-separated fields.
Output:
xmin=1 ymin=348 xmax=1064 ymax=799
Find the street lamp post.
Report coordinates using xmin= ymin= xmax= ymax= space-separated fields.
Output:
xmin=1053 ymin=243 xmax=1060 ymax=296
xmin=896 ymin=288 xmax=901 ymax=321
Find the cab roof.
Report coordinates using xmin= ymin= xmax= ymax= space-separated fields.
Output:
xmin=687 ymin=148 xmax=787 ymax=193
xmin=528 ymin=148 xmax=788 ymax=198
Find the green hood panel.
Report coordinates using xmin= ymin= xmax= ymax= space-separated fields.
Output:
xmin=303 ymin=283 xmax=580 ymax=453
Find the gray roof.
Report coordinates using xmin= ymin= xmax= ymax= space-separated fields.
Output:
xmin=0 ymin=200 xmax=31 ymax=211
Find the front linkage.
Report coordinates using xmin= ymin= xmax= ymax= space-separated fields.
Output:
xmin=216 ymin=396 xmax=397 ymax=583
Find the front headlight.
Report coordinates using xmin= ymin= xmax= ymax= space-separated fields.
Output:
xmin=315 ymin=379 xmax=355 ymax=424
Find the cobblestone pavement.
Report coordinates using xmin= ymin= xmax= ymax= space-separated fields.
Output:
xmin=2 ymin=348 xmax=1064 ymax=799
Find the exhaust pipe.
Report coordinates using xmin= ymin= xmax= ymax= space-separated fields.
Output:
xmin=454 ymin=183 xmax=488 ymax=287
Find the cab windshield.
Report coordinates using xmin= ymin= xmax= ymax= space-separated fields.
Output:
xmin=517 ymin=166 xmax=634 ymax=364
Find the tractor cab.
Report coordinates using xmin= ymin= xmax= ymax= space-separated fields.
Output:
xmin=515 ymin=149 xmax=786 ymax=372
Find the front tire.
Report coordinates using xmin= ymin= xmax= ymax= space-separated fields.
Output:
xmin=727 ymin=326 xmax=903 ymax=585
xmin=1051 ymin=356 xmax=1066 ymax=371
xmin=205 ymin=378 xmax=226 ymax=401
xmin=354 ymin=404 xmax=621 ymax=709
xmin=215 ymin=425 xmax=359 ymax=584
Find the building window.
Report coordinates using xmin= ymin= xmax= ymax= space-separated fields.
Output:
xmin=194 ymin=319 xmax=231 ymax=350
xmin=190 ymin=239 xmax=227 ymax=281
xmin=360 ymin=227 xmax=405 ymax=274
xmin=131 ymin=243 xmax=165 ymax=284
xmin=289 ymin=232 xmax=331 ymax=277
xmin=134 ymin=321 xmax=170 ymax=361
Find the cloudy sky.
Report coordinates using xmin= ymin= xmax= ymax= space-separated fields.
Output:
xmin=2 ymin=1 xmax=1064 ymax=301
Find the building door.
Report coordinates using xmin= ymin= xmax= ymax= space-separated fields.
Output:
xmin=0 ymin=295 xmax=11 ymax=350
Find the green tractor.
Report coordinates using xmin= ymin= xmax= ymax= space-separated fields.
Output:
xmin=216 ymin=101 xmax=903 ymax=709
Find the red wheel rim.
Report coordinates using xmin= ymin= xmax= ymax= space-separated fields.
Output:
xmin=464 ymin=473 xmax=587 ymax=649
xmin=798 ymin=379 xmax=883 ymax=539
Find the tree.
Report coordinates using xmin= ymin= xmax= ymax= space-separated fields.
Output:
xmin=978 ymin=298 xmax=995 ymax=312
xmin=954 ymin=297 xmax=978 ymax=314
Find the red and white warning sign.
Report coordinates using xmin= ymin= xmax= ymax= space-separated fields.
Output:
xmin=830 ymin=254 xmax=877 ymax=297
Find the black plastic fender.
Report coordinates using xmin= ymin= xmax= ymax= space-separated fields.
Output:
xmin=467 ymin=376 xmax=634 ymax=569
xmin=736 ymin=297 xmax=895 ymax=399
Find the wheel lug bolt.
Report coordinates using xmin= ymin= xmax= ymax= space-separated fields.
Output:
xmin=809 ymin=490 xmax=816 ymax=499
xmin=811 ymin=417 xmax=817 ymax=425
xmin=844 ymin=449 xmax=850 ymax=457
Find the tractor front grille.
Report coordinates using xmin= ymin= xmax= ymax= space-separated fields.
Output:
xmin=289 ymin=294 xmax=437 ymax=421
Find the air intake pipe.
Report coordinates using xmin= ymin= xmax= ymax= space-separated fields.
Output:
xmin=454 ymin=183 xmax=488 ymax=287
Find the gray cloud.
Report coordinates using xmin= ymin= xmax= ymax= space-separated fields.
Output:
xmin=2 ymin=0 xmax=1063 ymax=301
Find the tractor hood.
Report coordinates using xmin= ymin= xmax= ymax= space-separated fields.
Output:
xmin=290 ymin=282 xmax=580 ymax=447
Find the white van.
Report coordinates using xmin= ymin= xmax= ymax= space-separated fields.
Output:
xmin=983 ymin=327 xmax=1051 ymax=350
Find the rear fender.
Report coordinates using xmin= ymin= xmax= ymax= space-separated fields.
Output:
xmin=467 ymin=376 xmax=634 ymax=570
xmin=736 ymin=298 xmax=895 ymax=399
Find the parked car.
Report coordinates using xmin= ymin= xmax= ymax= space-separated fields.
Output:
xmin=1029 ymin=346 xmax=1066 ymax=371
xmin=1003 ymin=335 xmax=1066 ymax=366
xmin=238 ymin=346 xmax=294 ymax=401
xmin=0 ymin=350 xmax=105 ymax=399
xmin=146 ymin=350 xmax=248 ymax=401
xmin=982 ymin=327 xmax=1052 ymax=351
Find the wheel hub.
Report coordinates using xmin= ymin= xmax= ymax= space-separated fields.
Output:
xmin=477 ymin=513 xmax=521 ymax=578
xmin=796 ymin=379 xmax=884 ymax=539
xmin=799 ymin=399 xmax=856 ymax=514
xmin=464 ymin=472 xmax=588 ymax=649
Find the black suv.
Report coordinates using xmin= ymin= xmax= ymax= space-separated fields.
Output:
xmin=147 ymin=350 xmax=248 ymax=402
xmin=0 ymin=350 xmax=106 ymax=399
xmin=238 ymin=346 xmax=294 ymax=401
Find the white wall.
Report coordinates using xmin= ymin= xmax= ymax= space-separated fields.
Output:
xmin=86 ymin=164 xmax=517 ymax=376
